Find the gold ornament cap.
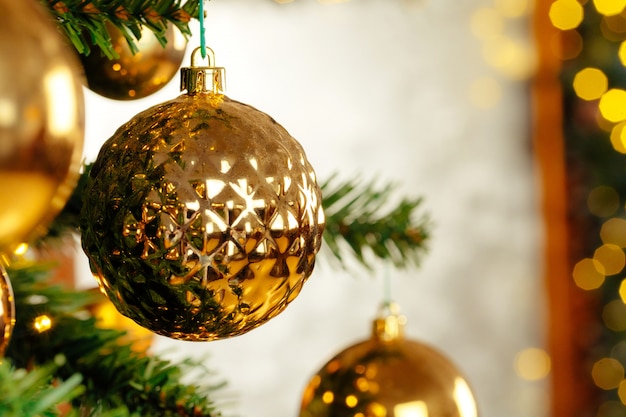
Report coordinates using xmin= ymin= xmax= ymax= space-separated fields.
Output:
xmin=180 ymin=47 xmax=226 ymax=95
xmin=372 ymin=302 xmax=407 ymax=342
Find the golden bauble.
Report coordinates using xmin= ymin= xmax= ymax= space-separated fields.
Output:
xmin=300 ymin=305 xmax=479 ymax=417
xmin=80 ymin=23 xmax=187 ymax=100
xmin=0 ymin=0 xmax=85 ymax=251
xmin=0 ymin=266 xmax=15 ymax=357
xmin=81 ymin=56 xmax=325 ymax=340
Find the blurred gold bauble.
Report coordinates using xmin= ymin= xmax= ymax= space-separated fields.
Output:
xmin=81 ymin=48 xmax=325 ymax=341
xmin=300 ymin=304 xmax=479 ymax=417
xmin=88 ymin=289 xmax=154 ymax=353
xmin=0 ymin=266 xmax=15 ymax=357
xmin=0 ymin=0 xmax=85 ymax=251
xmin=80 ymin=23 xmax=187 ymax=100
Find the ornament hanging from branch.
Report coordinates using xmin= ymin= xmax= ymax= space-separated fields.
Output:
xmin=0 ymin=0 xmax=85 ymax=252
xmin=80 ymin=22 xmax=188 ymax=100
xmin=80 ymin=44 xmax=325 ymax=341
xmin=299 ymin=303 xmax=479 ymax=417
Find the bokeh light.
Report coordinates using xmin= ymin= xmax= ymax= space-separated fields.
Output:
xmin=594 ymin=243 xmax=626 ymax=275
xmin=601 ymin=218 xmax=626 ymax=247
xmin=619 ymin=41 xmax=626 ymax=67
xmin=549 ymin=0 xmax=585 ymax=30
xmin=587 ymin=185 xmax=620 ymax=217
xmin=482 ymin=36 xmax=535 ymax=79
xmin=610 ymin=122 xmax=626 ymax=154
xmin=555 ymin=29 xmax=584 ymax=60
xmin=592 ymin=358 xmax=625 ymax=390
xmin=573 ymin=258 xmax=606 ymax=290
xmin=593 ymin=0 xmax=626 ymax=17
xmin=619 ymin=279 xmax=626 ymax=303
xmin=599 ymin=89 xmax=626 ymax=123
xmin=468 ymin=77 xmax=502 ymax=108
xmin=470 ymin=7 xmax=503 ymax=40
xmin=603 ymin=300 xmax=626 ymax=332
xmin=493 ymin=0 xmax=529 ymax=18
xmin=573 ymin=67 xmax=608 ymax=101
xmin=34 ymin=314 xmax=52 ymax=333
xmin=514 ymin=348 xmax=551 ymax=381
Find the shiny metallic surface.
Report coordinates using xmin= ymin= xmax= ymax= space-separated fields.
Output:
xmin=0 ymin=266 xmax=15 ymax=357
xmin=0 ymin=0 xmax=85 ymax=251
xmin=80 ymin=23 xmax=187 ymax=100
xmin=81 ymin=92 xmax=325 ymax=341
xmin=300 ymin=307 xmax=479 ymax=417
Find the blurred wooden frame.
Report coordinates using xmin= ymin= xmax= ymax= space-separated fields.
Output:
xmin=532 ymin=1 xmax=600 ymax=415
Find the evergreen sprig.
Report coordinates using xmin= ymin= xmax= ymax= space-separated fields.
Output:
xmin=43 ymin=0 xmax=199 ymax=58
xmin=320 ymin=175 xmax=429 ymax=269
xmin=0 ymin=356 xmax=84 ymax=417
xmin=43 ymin=165 xmax=430 ymax=270
xmin=4 ymin=261 xmax=224 ymax=417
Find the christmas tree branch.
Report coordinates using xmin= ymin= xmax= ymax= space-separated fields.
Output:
xmin=4 ymin=261 xmax=224 ymax=417
xmin=320 ymin=174 xmax=429 ymax=269
xmin=43 ymin=0 xmax=199 ymax=59
xmin=43 ymin=165 xmax=430 ymax=270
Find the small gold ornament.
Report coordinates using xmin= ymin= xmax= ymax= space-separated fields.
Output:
xmin=0 ymin=0 xmax=85 ymax=251
xmin=81 ymin=47 xmax=325 ymax=341
xmin=80 ymin=23 xmax=188 ymax=100
xmin=300 ymin=304 xmax=479 ymax=417
xmin=0 ymin=266 xmax=15 ymax=357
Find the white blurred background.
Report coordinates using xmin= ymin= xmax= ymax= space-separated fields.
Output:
xmin=75 ymin=1 xmax=547 ymax=416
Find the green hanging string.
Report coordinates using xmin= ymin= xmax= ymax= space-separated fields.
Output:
xmin=199 ymin=0 xmax=207 ymax=58
xmin=383 ymin=264 xmax=392 ymax=308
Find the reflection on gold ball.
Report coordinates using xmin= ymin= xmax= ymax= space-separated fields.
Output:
xmin=80 ymin=23 xmax=187 ymax=100
xmin=300 ymin=305 xmax=479 ymax=417
xmin=0 ymin=0 xmax=85 ymax=251
xmin=81 ymin=92 xmax=325 ymax=341
xmin=0 ymin=266 xmax=15 ymax=357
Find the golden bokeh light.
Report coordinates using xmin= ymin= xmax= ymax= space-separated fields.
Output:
xmin=620 ymin=380 xmax=626 ymax=405
xmin=470 ymin=8 xmax=503 ymax=40
xmin=549 ymin=0 xmax=585 ymax=30
xmin=619 ymin=41 xmax=626 ymax=67
xmin=468 ymin=76 xmax=502 ymax=108
xmin=599 ymin=89 xmax=626 ymax=122
xmin=594 ymin=243 xmax=626 ymax=275
xmin=494 ymin=0 xmax=530 ymax=18
xmin=514 ymin=348 xmax=551 ymax=381
xmin=593 ymin=0 xmax=626 ymax=16
xmin=587 ymin=185 xmax=620 ymax=217
xmin=573 ymin=258 xmax=606 ymax=290
xmin=592 ymin=358 xmax=625 ymax=390
xmin=573 ymin=67 xmax=608 ymax=101
xmin=34 ymin=314 xmax=52 ymax=333
xmin=619 ymin=279 xmax=626 ymax=303
xmin=553 ymin=30 xmax=584 ymax=60
xmin=603 ymin=300 xmax=626 ymax=332
xmin=610 ymin=122 xmax=626 ymax=154
xmin=482 ymin=36 xmax=535 ymax=79
xmin=601 ymin=218 xmax=626 ymax=247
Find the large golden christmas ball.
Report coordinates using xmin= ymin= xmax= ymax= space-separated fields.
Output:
xmin=300 ymin=304 xmax=479 ymax=417
xmin=81 ymin=49 xmax=325 ymax=341
xmin=80 ymin=23 xmax=187 ymax=100
xmin=0 ymin=0 xmax=85 ymax=251
xmin=0 ymin=266 xmax=15 ymax=356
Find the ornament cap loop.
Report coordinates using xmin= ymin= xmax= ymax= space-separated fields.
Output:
xmin=372 ymin=302 xmax=406 ymax=342
xmin=180 ymin=47 xmax=226 ymax=95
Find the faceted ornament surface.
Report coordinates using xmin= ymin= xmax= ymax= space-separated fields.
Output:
xmin=81 ymin=94 xmax=325 ymax=340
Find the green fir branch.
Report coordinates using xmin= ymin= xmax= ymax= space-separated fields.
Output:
xmin=44 ymin=165 xmax=430 ymax=270
xmin=42 ymin=0 xmax=199 ymax=58
xmin=4 ymin=261 xmax=224 ymax=417
xmin=321 ymin=174 xmax=430 ymax=270
xmin=0 ymin=356 xmax=84 ymax=417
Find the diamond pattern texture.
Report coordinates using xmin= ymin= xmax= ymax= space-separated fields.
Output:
xmin=81 ymin=94 xmax=325 ymax=341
